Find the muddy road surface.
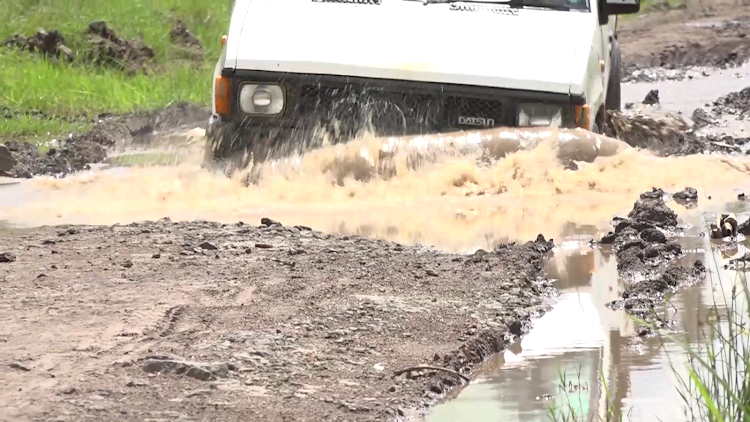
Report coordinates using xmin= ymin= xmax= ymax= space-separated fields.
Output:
xmin=0 ymin=220 xmax=556 ymax=421
xmin=3 ymin=4 xmax=750 ymax=422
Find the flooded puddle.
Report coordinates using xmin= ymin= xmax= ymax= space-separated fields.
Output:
xmin=622 ymin=62 xmax=750 ymax=117
xmin=427 ymin=208 xmax=750 ymax=421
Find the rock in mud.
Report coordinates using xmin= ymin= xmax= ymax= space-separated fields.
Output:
xmin=642 ymin=89 xmax=660 ymax=105
xmin=673 ymin=187 xmax=698 ymax=202
xmin=4 ymin=28 xmax=74 ymax=62
xmin=200 ymin=241 xmax=218 ymax=250
xmin=0 ymin=252 xmax=17 ymax=263
xmin=0 ymin=144 xmax=16 ymax=173
xmin=87 ymin=21 xmax=155 ymax=74
xmin=673 ymin=187 xmax=699 ymax=209
xmin=142 ymin=355 xmax=229 ymax=381
xmin=261 ymin=217 xmax=281 ymax=227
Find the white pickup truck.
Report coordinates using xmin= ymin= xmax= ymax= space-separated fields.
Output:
xmin=205 ymin=0 xmax=639 ymax=170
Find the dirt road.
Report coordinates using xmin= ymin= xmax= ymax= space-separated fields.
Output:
xmin=3 ymin=4 xmax=750 ymax=422
xmin=619 ymin=3 xmax=750 ymax=81
xmin=0 ymin=220 xmax=553 ymax=421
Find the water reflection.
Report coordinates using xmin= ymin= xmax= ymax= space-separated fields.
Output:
xmin=428 ymin=228 xmax=747 ymax=422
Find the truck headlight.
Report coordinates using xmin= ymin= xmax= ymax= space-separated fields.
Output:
xmin=517 ymin=104 xmax=563 ymax=127
xmin=239 ymin=83 xmax=285 ymax=115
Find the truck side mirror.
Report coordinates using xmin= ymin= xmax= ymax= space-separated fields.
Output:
xmin=604 ymin=0 xmax=640 ymax=15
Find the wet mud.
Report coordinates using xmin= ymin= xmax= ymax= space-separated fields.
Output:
xmin=602 ymin=189 xmax=710 ymax=325
xmin=0 ymin=218 xmax=555 ymax=421
xmin=0 ymin=103 xmax=210 ymax=178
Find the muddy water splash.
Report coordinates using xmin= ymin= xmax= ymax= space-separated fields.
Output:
xmin=2 ymin=127 xmax=750 ymax=252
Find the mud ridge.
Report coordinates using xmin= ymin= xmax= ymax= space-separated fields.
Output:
xmin=0 ymin=218 xmax=556 ymax=421
xmin=602 ymin=189 xmax=706 ymax=325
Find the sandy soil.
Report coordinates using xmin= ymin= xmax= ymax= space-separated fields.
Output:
xmin=0 ymin=219 xmax=554 ymax=422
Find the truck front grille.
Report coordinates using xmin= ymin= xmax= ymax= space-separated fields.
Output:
xmin=293 ymin=82 xmax=505 ymax=139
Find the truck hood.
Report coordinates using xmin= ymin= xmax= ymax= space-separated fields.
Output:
xmin=229 ymin=0 xmax=597 ymax=95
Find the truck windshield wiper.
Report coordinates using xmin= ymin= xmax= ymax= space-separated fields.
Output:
xmin=420 ymin=0 xmax=521 ymax=5
xmin=418 ymin=0 xmax=571 ymax=11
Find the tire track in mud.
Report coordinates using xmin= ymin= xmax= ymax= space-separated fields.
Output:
xmin=158 ymin=305 xmax=185 ymax=338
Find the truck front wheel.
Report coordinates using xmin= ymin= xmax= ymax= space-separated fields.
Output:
xmin=605 ymin=38 xmax=622 ymax=112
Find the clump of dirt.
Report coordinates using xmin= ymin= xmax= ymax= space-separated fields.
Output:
xmin=0 ymin=219 xmax=556 ymax=421
xmin=602 ymin=189 xmax=706 ymax=319
xmin=1 ymin=103 xmax=210 ymax=178
xmin=3 ymin=28 xmax=74 ymax=62
xmin=169 ymin=20 xmax=203 ymax=61
xmin=86 ymin=21 xmax=155 ymax=75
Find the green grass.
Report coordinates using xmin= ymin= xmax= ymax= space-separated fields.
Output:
xmin=0 ymin=0 xmax=231 ymax=142
xmin=664 ymin=267 xmax=750 ymax=421
xmin=0 ymin=112 xmax=92 ymax=140
xmin=547 ymin=365 xmax=625 ymax=422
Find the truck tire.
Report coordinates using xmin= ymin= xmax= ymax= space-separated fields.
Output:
xmin=605 ymin=39 xmax=622 ymax=112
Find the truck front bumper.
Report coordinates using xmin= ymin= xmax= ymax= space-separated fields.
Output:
xmin=205 ymin=69 xmax=588 ymax=169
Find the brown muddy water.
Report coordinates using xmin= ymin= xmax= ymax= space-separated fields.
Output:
xmin=1 ymin=75 xmax=750 ymax=420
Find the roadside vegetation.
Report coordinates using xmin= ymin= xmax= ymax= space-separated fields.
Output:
xmin=547 ymin=257 xmax=750 ymax=421
xmin=666 ymin=268 xmax=750 ymax=421
xmin=0 ymin=0 xmax=230 ymax=142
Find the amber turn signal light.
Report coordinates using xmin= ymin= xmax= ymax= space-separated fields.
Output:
xmin=221 ymin=35 xmax=227 ymax=47
xmin=574 ymin=104 xmax=590 ymax=129
xmin=215 ymin=75 xmax=231 ymax=116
